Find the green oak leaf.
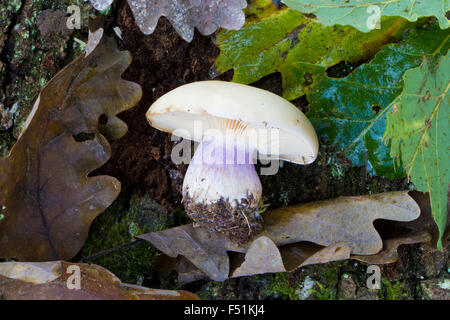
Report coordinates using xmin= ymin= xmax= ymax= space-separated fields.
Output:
xmin=214 ymin=0 xmax=412 ymax=101
xmin=282 ymin=0 xmax=450 ymax=32
xmin=307 ymin=24 xmax=450 ymax=178
xmin=384 ymin=50 xmax=449 ymax=250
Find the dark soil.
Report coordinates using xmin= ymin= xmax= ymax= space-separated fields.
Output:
xmin=101 ymin=2 xmax=230 ymax=209
xmin=184 ymin=194 xmax=263 ymax=244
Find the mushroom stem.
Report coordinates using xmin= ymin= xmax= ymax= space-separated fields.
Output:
xmin=182 ymin=135 xmax=263 ymax=242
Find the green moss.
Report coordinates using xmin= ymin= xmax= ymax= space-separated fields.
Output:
xmin=196 ymin=281 xmax=225 ymax=300
xmin=259 ymin=273 xmax=299 ymax=300
xmin=327 ymin=154 xmax=344 ymax=180
xmin=7 ymin=0 xmax=21 ymax=12
xmin=79 ymin=194 xmax=172 ymax=285
xmin=171 ymin=207 xmax=191 ymax=226
xmin=378 ymin=280 xmax=410 ymax=300
xmin=309 ymin=263 xmax=340 ymax=286
xmin=309 ymin=281 xmax=338 ymax=300
xmin=99 ymin=7 xmax=112 ymax=16
xmin=305 ymin=264 xmax=340 ymax=300
xmin=256 ymin=271 xmax=339 ymax=300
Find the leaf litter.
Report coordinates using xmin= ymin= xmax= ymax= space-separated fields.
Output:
xmin=91 ymin=0 xmax=247 ymax=42
xmin=0 ymin=261 xmax=199 ymax=300
xmin=137 ymin=191 xmax=443 ymax=283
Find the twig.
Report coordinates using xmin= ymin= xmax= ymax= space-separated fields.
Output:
xmin=79 ymin=238 xmax=143 ymax=263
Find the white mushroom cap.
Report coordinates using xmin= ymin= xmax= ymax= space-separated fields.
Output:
xmin=146 ymin=81 xmax=319 ymax=164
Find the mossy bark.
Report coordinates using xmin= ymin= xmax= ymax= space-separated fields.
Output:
xmin=0 ymin=0 xmax=99 ymax=155
xmin=78 ymin=194 xmax=173 ymax=285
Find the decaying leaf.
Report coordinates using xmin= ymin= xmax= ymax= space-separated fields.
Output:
xmin=91 ymin=0 xmax=247 ymax=42
xmin=231 ymin=237 xmax=350 ymax=277
xmin=0 ymin=261 xmax=62 ymax=284
xmin=215 ymin=0 xmax=448 ymax=179
xmin=351 ymin=191 xmax=449 ymax=264
xmin=384 ymin=51 xmax=449 ymax=250
xmin=261 ymin=191 xmax=420 ymax=255
xmin=231 ymin=236 xmax=285 ymax=277
xmin=138 ymin=224 xmax=242 ymax=281
xmin=307 ymin=23 xmax=449 ymax=179
xmin=282 ymin=0 xmax=450 ymax=32
xmin=0 ymin=261 xmax=199 ymax=300
xmin=279 ymin=242 xmax=351 ymax=272
xmin=0 ymin=29 xmax=142 ymax=261
xmin=154 ymin=255 xmax=211 ymax=284
xmin=398 ymin=191 xmax=450 ymax=246
xmin=91 ymin=0 xmax=114 ymax=11
xmin=154 ymin=241 xmax=351 ymax=282
xmin=140 ymin=191 xmax=421 ymax=282
xmin=214 ymin=0 xmax=412 ymax=101
xmin=352 ymin=231 xmax=431 ymax=265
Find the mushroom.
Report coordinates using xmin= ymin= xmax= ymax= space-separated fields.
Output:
xmin=146 ymin=81 xmax=318 ymax=243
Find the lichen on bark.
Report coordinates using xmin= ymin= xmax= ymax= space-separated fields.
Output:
xmin=0 ymin=0 xmax=104 ymax=156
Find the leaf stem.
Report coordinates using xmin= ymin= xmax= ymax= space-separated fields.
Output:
xmin=78 ymin=238 xmax=143 ymax=263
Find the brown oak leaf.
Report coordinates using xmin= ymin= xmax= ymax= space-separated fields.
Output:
xmin=139 ymin=191 xmax=422 ymax=282
xmin=0 ymin=261 xmax=198 ymax=300
xmin=0 ymin=29 xmax=142 ymax=261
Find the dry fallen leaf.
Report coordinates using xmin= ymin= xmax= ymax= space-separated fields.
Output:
xmin=90 ymin=0 xmax=114 ymax=10
xmin=0 ymin=261 xmax=199 ymax=300
xmin=279 ymin=242 xmax=351 ymax=272
xmin=231 ymin=236 xmax=285 ymax=277
xmin=155 ymin=241 xmax=352 ymax=283
xmin=138 ymin=224 xmax=242 ymax=281
xmin=140 ymin=191 xmax=422 ymax=282
xmin=352 ymin=231 xmax=431 ymax=265
xmin=261 ymin=191 xmax=420 ymax=255
xmin=231 ymin=237 xmax=351 ymax=277
xmin=154 ymin=255 xmax=210 ymax=284
xmin=91 ymin=0 xmax=247 ymax=42
xmin=351 ymin=191 xmax=450 ymax=264
xmin=0 ymin=28 xmax=142 ymax=261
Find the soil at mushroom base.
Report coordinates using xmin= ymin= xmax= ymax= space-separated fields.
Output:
xmin=182 ymin=134 xmax=263 ymax=243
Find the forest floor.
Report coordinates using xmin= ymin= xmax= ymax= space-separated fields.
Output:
xmin=0 ymin=0 xmax=448 ymax=300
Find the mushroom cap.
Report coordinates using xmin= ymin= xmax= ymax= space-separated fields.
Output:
xmin=146 ymin=81 xmax=319 ymax=164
